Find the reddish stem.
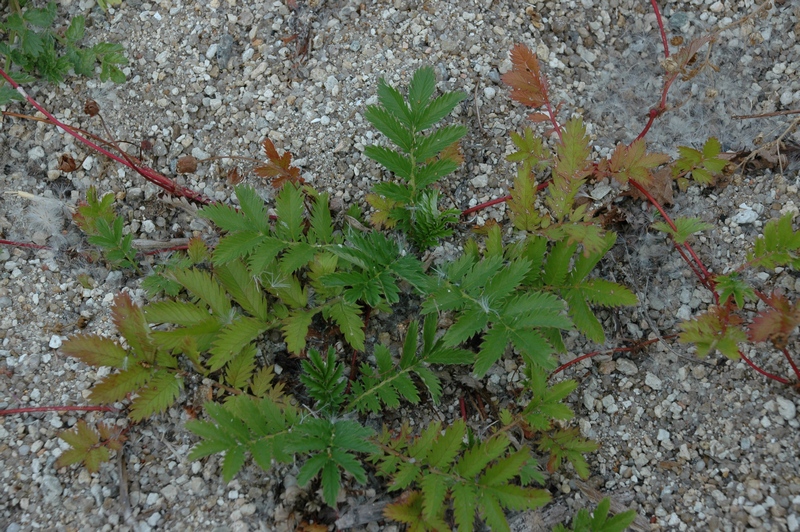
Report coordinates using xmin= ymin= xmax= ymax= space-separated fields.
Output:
xmin=0 ymin=68 xmax=210 ymax=206
xmin=0 ymin=405 xmax=118 ymax=416
xmin=650 ymin=0 xmax=670 ymax=59
xmin=781 ymin=347 xmax=800 ymax=382
xmin=143 ymin=244 xmax=190 ymax=256
xmin=550 ymin=337 xmax=666 ymax=377
xmin=628 ymin=180 xmax=717 ymax=296
xmin=459 ymin=396 xmax=467 ymax=421
xmin=462 ymin=195 xmax=511 ymax=217
xmin=0 ymin=239 xmax=50 ymax=250
xmin=461 ymin=181 xmax=550 ymax=218
xmin=737 ymin=351 xmax=791 ymax=385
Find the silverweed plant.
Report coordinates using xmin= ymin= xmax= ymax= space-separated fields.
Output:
xmin=56 ymin=65 xmax=638 ymax=530
xmin=2 ymin=1 xmax=794 ymax=528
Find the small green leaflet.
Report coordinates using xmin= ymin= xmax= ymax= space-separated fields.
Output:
xmin=553 ymin=497 xmax=637 ymax=532
xmin=679 ymin=307 xmax=746 ymax=359
xmin=652 ymin=216 xmax=713 ymax=245
xmin=288 ymin=418 xmax=376 ymax=508
xmin=747 ymin=213 xmax=800 ymax=270
xmin=673 ymin=137 xmax=727 ymax=188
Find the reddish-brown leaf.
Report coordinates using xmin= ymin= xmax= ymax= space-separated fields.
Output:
xmin=58 ymin=154 xmax=78 ymax=172
xmin=748 ymin=293 xmax=800 ymax=349
xmin=502 ymin=43 xmax=549 ymax=109
xmin=226 ymin=167 xmax=243 ymax=185
xmin=662 ymin=35 xmax=715 ymax=82
xmin=254 ymin=139 xmax=304 ymax=189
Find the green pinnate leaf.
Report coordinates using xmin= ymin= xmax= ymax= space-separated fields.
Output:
xmin=282 ymin=309 xmax=315 ymax=354
xmin=325 ymin=300 xmax=365 ymax=351
xmin=539 ymin=427 xmax=598 ymax=479
xmin=129 ymin=370 xmax=183 ymax=421
xmin=747 ymin=213 xmax=800 ymax=269
xmin=674 ymin=137 xmax=727 ymax=187
xmin=224 ymin=344 xmax=257 ymax=389
xmin=715 ymin=273 xmax=755 ymax=309
xmin=88 ymin=365 xmax=151 ymax=404
xmin=605 ymin=138 xmax=669 ymax=187
xmin=365 ymin=105 xmax=414 ymax=153
xmin=416 ymin=91 xmax=467 ymax=131
xmin=274 ymin=183 xmax=306 ymax=242
xmin=23 ymin=3 xmax=57 ymax=28
xmin=300 ymin=347 xmax=346 ymax=415
xmin=652 ymin=216 xmax=713 ymax=245
xmin=208 ymin=315 xmax=266 ymax=373
xmin=364 ymin=146 xmax=414 ymax=179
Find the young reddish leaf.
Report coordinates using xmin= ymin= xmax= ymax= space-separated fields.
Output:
xmin=502 ymin=43 xmax=549 ymax=109
xmin=60 ymin=334 xmax=129 ymax=368
xmin=605 ymin=139 xmax=670 ymax=187
xmin=254 ymin=139 xmax=304 ymax=189
xmin=748 ymin=294 xmax=800 ymax=349
xmin=112 ymin=292 xmax=156 ymax=362
xmin=57 ymin=420 xmax=125 ymax=473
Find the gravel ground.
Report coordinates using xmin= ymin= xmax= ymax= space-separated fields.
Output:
xmin=1 ymin=0 xmax=800 ymax=530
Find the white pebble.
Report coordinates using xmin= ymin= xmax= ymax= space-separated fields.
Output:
xmin=49 ymin=335 xmax=62 ymax=349
xmin=142 ymin=220 xmax=156 ymax=234
xmin=483 ymin=87 xmax=496 ymax=100
xmin=775 ymin=397 xmax=796 ymax=421
xmin=731 ymin=204 xmax=758 ymax=225
xmin=645 ymin=372 xmax=663 ymax=390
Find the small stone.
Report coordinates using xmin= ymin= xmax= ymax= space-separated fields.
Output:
xmin=599 ymin=359 xmax=615 ymax=375
xmin=147 ymin=512 xmax=161 ymax=527
xmin=669 ymin=12 xmax=688 ymax=30
xmin=161 ymin=485 xmax=178 ymax=501
xmin=470 ymin=175 xmax=488 ymax=188
xmin=40 ymin=475 xmax=63 ymax=504
xmin=748 ymin=504 xmax=767 ymax=517
xmin=775 ymin=397 xmax=796 ymax=420
xmin=645 ymin=372 xmax=663 ymax=390
xmin=657 ymin=429 xmax=671 ymax=442
xmin=709 ymin=1 xmax=724 ymax=13
xmin=324 ymin=75 xmax=340 ymax=96
xmin=483 ymin=86 xmax=496 ymax=99
xmin=616 ymin=358 xmax=638 ymax=376
xmin=142 ymin=220 xmax=156 ymax=234
xmin=28 ymin=146 xmax=46 ymax=160
xmin=731 ymin=204 xmax=758 ymax=225
xmin=49 ymin=335 xmax=62 ymax=349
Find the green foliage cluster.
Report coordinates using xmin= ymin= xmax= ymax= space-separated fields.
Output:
xmin=60 ymin=50 xmax=788 ymax=529
xmin=0 ymin=1 xmax=127 ymax=104
xmin=72 ymin=186 xmax=139 ymax=272
xmin=679 ymin=212 xmax=800 ymax=359
xmin=365 ymin=66 xmax=466 ymax=248
xmin=63 ymin=65 xmax=636 ymax=530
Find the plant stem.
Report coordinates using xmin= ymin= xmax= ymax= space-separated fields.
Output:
xmin=0 ymin=239 xmax=50 ymax=250
xmin=0 ymin=405 xmax=118 ymax=416
xmin=550 ymin=337 xmax=666 ymax=377
xmin=649 ymin=0 xmax=670 ymax=60
xmin=0 ymin=67 xmax=211 ymax=205
xmin=737 ymin=351 xmax=790 ymax=385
